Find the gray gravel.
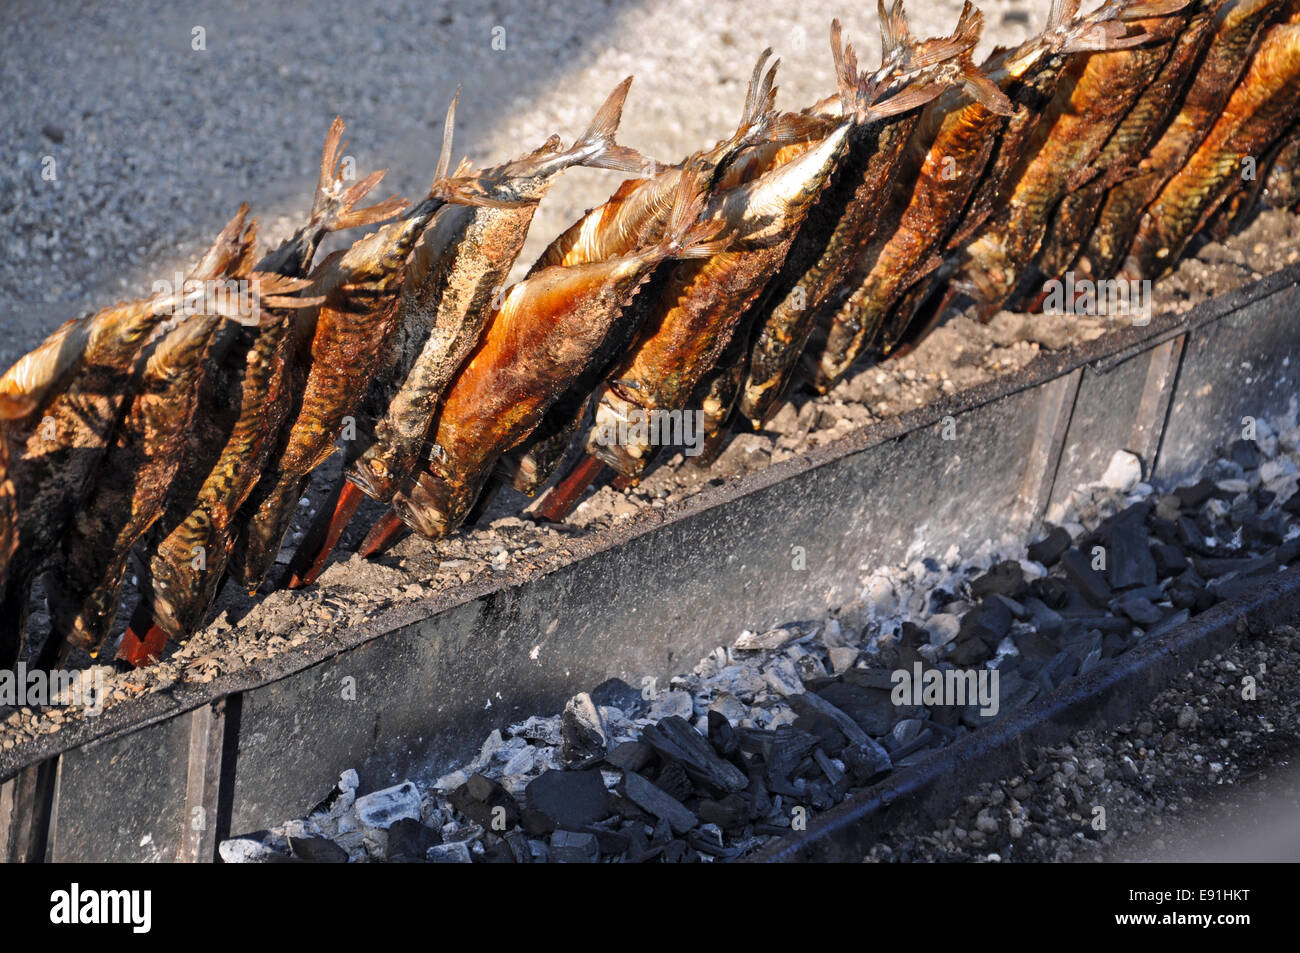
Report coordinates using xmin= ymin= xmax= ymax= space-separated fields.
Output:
xmin=0 ymin=0 xmax=1036 ymax=368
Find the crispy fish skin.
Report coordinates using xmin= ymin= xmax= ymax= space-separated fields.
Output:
xmin=0 ymin=217 xmax=260 ymax=667
xmin=1085 ymin=0 xmax=1290 ymax=277
xmin=821 ymin=5 xmax=1113 ymax=372
xmin=347 ymin=80 xmax=653 ymax=504
xmin=392 ymin=175 xmax=724 ymax=539
xmin=750 ymin=4 xmax=994 ymax=409
xmin=587 ymin=122 xmax=852 ymax=479
xmin=957 ymin=4 xmax=1192 ymax=316
xmin=1125 ymin=21 xmax=1300 ymax=277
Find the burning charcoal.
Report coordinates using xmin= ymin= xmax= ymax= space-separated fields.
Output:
xmin=525 ymin=769 xmax=609 ymax=831
xmin=387 ymin=818 xmax=443 ymax=863
xmin=427 ymin=842 xmax=473 ymax=863
xmin=606 ymin=740 xmax=655 ymax=773
xmin=1109 ymin=510 xmax=1157 ymax=590
xmin=1151 ymin=542 xmax=1189 ymax=577
xmin=734 ymin=625 xmax=803 ymax=651
xmin=1114 ymin=594 xmax=1163 ymax=626
xmin=706 ymin=709 xmax=738 ymax=757
xmin=355 ymin=781 xmax=422 ymax=829
xmin=1228 ymin=439 xmax=1261 ymax=470
xmin=1060 ymin=550 xmax=1111 ymax=607
xmin=970 ymin=560 xmax=1028 ymax=599
xmin=561 ymin=692 xmax=609 ymax=763
xmin=697 ymin=793 xmax=749 ymax=830
xmin=450 ymin=774 xmax=521 ymax=831
xmin=648 ymin=689 xmax=695 ymax=720
xmin=1027 ymin=526 xmax=1071 ymax=566
xmin=549 ymin=830 xmax=600 ymax=863
xmin=589 ymin=677 xmax=649 ymax=718
xmin=288 ymin=835 xmax=350 ymax=863
xmin=641 ymin=716 xmax=748 ymax=793
xmin=1029 ymin=576 xmax=1070 ymax=609
xmin=621 ymin=770 xmax=698 ymax=834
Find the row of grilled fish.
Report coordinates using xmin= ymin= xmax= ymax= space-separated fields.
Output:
xmin=3 ymin=0 xmax=1299 ymax=672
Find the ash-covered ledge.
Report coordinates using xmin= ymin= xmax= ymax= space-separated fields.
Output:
xmin=3 ymin=263 xmax=1298 ymax=860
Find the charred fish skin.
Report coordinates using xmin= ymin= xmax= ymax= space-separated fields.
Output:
xmin=0 ymin=395 xmax=35 ymax=598
xmin=749 ymin=4 xmax=991 ymax=411
xmin=955 ymin=1 xmax=1193 ymax=319
xmin=1085 ymin=0 xmax=1290 ymax=278
xmin=1125 ymin=19 xmax=1300 ymax=277
xmin=347 ymin=79 xmax=656 ymax=505
xmin=392 ymin=172 xmax=725 ymax=540
xmin=0 ymin=214 xmax=261 ymax=668
xmin=825 ymin=2 xmax=1126 ymax=367
xmin=1039 ymin=0 xmax=1228 ymax=283
xmin=587 ymin=115 xmax=854 ymax=481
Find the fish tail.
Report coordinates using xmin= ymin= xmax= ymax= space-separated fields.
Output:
xmin=1064 ymin=0 xmax=1188 ymax=52
xmin=188 ymin=204 xmax=252 ymax=282
xmin=568 ymin=76 xmax=661 ymax=175
xmin=877 ymin=0 xmax=912 ymax=59
xmin=312 ymin=116 xmax=408 ymax=234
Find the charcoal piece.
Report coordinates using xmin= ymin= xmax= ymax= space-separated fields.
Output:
xmin=960 ymin=599 xmax=1013 ymax=645
xmin=550 ymin=830 xmax=600 ymax=863
xmin=1037 ymin=651 xmax=1078 ymax=691
xmin=813 ymin=748 xmax=844 ymax=786
xmin=697 ymin=793 xmax=749 ymax=830
xmin=707 ymin=709 xmax=738 ymax=757
xmin=521 ymin=808 xmax=557 ymax=837
xmin=1154 ymin=494 xmax=1182 ymax=523
xmin=1027 ymin=526 xmax=1071 ymax=566
xmin=1146 ymin=608 xmax=1191 ymax=638
xmin=1109 ymin=510 xmax=1157 ymax=589
xmin=989 ymin=593 xmax=1028 ymax=619
xmin=1060 ymin=549 xmax=1112 ymax=606
xmin=1242 ymin=513 xmax=1286 ymax=547
xmin=525 ymin=769 xmax=609 ymax=831
xmin=1284 ymin=493 xmax=1300 ymax=517
xmin=841 ymin=737 xmax=892 ymax=782
xmin=1177 ymin=516 xmax=1217 ymax=555
xmin=1102 ymin=631 xmax=1130 ymax=658
xmin=688 ymin=831 xmax=741 ymax=859
xmin=662 ymin=840 xmax=689 ymax=863
xmin=1279 ymin=537 xmax=1300 ymax=565
xmin=605 ymin=740 xmax=655 ymax=773
xmin=889 ymin=727 xmax=937 ymax=760
xmin=804 ymin=681 xmax=896 ymax=735
xmin=1175 ymin=479 xmax=1217 ymax=508
xmin=792 ymin=712 xmax=847 ymax=755
xmin=807 ymin=780 xmax=835 ymax=811
xmin=970 ymin=560 xmax=1028 ymax=599
xmin=589 ymin=677 xmax=650 ymax=717
xmin=288 ymin=835 xmax=350 ymax=864
xmin=840 ymin=667 xmax=900 ymax=691
xmin=787 ymin=689 xmax=875 ymax=747
xmin=746 ymin=769 xmax=771 ymax=819
xmin=621 ymin=770 xmax=698 ymax=834
xmin=387 ymin=818 xmax=445 ymax=862
xmin=760 ymin=726 xmax=820 ymax=783
xmin=1228 ymin=439 xmax=1261 ymax=470
xmin=504 ymin=830 xmax=533 ymax=864
xmin=1023 ymin=597 xmax=1063 ymax=639
xmin=624 ymin=824 xmax=661 ymax=863
xmin=1114 ymin=595 xmax=1163 ymax=625
xmin=949 ymin=638 xmax=992 ymax=665
xmin=451 ymin=774 xmax=521 ymax=831
xmin=1029 ymin=576 xmax=1070 ymax=609
xmin=561 ymin=692 xmax=609 ymax=764
xmin=654 ymin=758 xmax=694 ymax=802
xmin=640 ymin=716 xmax=748 ymax=793
xmin=1151 ymin=542 xmax=1189 ymax=577
xmin=1208 ymin=574 xmax=1270 ymax=601
xmin=900 ymin=620 xmax=928 ymax=649
xmin=1013 ymin=627 xmax=1059 ymax=664
xmin=476 ymin=836 xmax=518 ymax=864
xmin=1194 ymin=553 xmax=1276 ymax=579
xmin=650 ymin=816 xmax=674 ymax=845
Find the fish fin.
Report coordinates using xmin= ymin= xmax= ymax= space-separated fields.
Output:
xmin=568 ymin=76 xmax=662 ymax=176
xmin=740 ymin=48 xmax=778 ymax=132
xmin=959 ymin=52 xmax=1014 ymax=116
xmin=656 ymin=163 xmax=728 ymax=259
xmin=435 ymin=89 xmax=459 ymax=182
xmin=1046 ymin=0 xmax=1081 ymax=32
xmin=902 ymin=2 xmax=983 ymax=71
xmin=188 ymin=204 xmax=251 ymax=282
xmin=1115 ymin=0 xmax=1189 ymax=20
xmin=877 ymin=0 xmax=913 ymax=59
xmin=767 ymin=111 xmax=836 ymax=145
xmin=309 ymin=118 xmax=411 ymax=235
xmin=868 ymin=82 xmax=947 ymax=118
xmin=330 ymin=171 xmax=408 ymax=231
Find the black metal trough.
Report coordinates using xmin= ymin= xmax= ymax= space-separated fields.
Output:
xmin=2 ymin=263 xmax=1298 ymax=862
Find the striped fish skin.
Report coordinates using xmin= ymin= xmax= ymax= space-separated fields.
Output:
xmin=1082 ymin=0 xmax=1283 ymax=279
xmin=1125 ymin=19 xmax=1300 ymax=278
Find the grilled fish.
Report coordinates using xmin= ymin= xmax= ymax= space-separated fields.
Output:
xmin=956 ymin=0 xmax=1192 ymax=317
xmin=1084 ymin=0 xmax=1289 ymax=278
xmin=0 ymin=214 xmax=273 ymax=668
xmin=1263 ymin=120 xmax=1300 ymax=209
xmin=747 ymin=2 xmax=997 ymax=409
xmin=391 ymin=170 xmax=724 ymax=540
xmin=586 ymin=121 xmax=853 ymax=479
xmin=1124 ymin=18 xmax=1300 ymax=277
